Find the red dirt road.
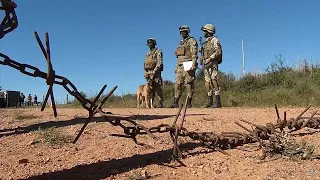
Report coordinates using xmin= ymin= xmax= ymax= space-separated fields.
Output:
xmin=1 ymin=107 xmax=320 ymax=180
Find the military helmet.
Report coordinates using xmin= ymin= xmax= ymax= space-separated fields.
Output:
xmin=147 ymin=38 xmax=157 ymax=45
xmin=179 ymin=25 xmax=190 ymax=33
xmin=201 ymin=24 xmax=216 ymax=34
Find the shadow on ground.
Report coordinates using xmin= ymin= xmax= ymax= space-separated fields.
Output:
xmin=0 ymin=113 xmax=208 ymax=138
xmin=24 ymin=142 xmax=214 ymax=180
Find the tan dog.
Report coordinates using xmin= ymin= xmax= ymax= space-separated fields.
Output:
xmin=137 ymin=81 xmax=154 ymax=108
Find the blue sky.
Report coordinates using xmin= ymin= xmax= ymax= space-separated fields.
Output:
xmin=1 ymin=0 xmax=319 ymax=103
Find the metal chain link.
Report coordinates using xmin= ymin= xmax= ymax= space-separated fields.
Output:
xmin=0 ymin=0 xmax=18 ymax=39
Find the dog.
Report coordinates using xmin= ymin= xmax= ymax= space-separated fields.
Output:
xmin=137 ymin=80 xmax=155 ymax=108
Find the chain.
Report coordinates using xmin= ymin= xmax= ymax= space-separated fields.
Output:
xmin=0 ymin=0 xmax=18 ymax=39
xmin=93 ymin=104 xmax=320 ymax=159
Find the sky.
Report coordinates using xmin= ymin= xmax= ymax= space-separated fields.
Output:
xmin=1 ymin=0 xmax=320 ymax=103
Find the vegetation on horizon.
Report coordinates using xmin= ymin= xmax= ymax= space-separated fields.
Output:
xmin=62 ymin=55 xmax=320 ymax=108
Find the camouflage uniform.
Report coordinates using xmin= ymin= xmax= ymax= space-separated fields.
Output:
xmin=168 ymin=25 xmax=198 ymax=108
xmin=200 ymin=24 xmax=222 ymax=108
xmin=27 ymin=94 xmax=32 ymax=107
xmin=33 ymin=95 xmax=38 ymax=105
xmin=144 ymin=38 xmax=164 ymax=108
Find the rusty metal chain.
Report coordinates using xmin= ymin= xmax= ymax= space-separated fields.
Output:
xmin=0 ymin=0 xmax=18 ymax=39
xmin=94 ymin=103 xmax=320 ymax=159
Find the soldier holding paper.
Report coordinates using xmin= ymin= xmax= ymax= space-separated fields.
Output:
xmin=168 ymin=25 xmax=198 ymax=108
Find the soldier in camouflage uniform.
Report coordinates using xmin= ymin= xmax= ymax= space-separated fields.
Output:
xmin=27 ymin=94 xmax=32 ymax=107
xmin=199 ymin=24 xmax=222 ymax=108
xmin=168 ymin=25 xmax=198 ymax=108
xmin=144 ymin=38 xmax=164 ymax=108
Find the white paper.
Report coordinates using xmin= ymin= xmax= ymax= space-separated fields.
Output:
xmin=182 ymin=61 xmax=193 ymax=71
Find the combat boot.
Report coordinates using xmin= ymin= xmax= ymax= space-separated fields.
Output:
xmin=203 ymin=96 xmax=213 ymax=108
xmin=186 ymin=97 xmax=192 ymax=108
xmin=212 ymin=95 xmax=221 ymax=108
xmin=168 ymin=98 xmax=179 ymax=108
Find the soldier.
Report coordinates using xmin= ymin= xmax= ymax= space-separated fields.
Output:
xmin=144 ymin=38 xmax=164 ymax=108
xmin=19 ymin=92 xmax=25 ymax=107
xmin=33 ymin=94 xmax=38 ymax=105
xmin=199 ymin=24 xmax=223 ymax=108
xmin=168 ymin=25 xmax=198 ymax=108
xmin=27 ymin=94 xmax=32 ymax=107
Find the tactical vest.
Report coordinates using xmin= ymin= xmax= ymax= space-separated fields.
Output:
xmin=144 ymin=48 xmax=160 ymax=71
xmin=175 ymin=37 xmax=193 ymax=60
xmin=203 ymin=36 xmax=222 ymax=64
xmin=203 ymin=37 xmax=215 ymax=60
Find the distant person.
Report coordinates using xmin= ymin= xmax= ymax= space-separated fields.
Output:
xmin=27 ymin=94 xmax=32 ymax=107
xmin=20 ymin=93 xmax=25 ymax=107
xmin=33 ymin=95 xmax=38 ymax=105
xmin=168 ymin=25 xmax=198 ymax=108
xmin=143 ymin=38 xmax=164 ymax=108
xmin=199 ymin=24 xmax=223 ymax=108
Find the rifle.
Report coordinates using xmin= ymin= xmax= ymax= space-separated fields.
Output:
xmin=199 ymin=37 xmax=205 ymax=70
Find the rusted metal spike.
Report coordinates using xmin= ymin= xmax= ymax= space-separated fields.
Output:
xmin=234 ymin=121 xmax=254 ymax=134
xmin=216 ymin=147 xmax=231 ymax=156
xmin=93 ymin=86 xmax=118 ymax=114
xmin=284 ymin=111 xmax=286 ymax=121
xmin=74 ymin=86 xmax=117 ymax=143
xmin=301 ymin=110 xmax=318 ymax=129
xmin=173 ymin=128 xmax=182 ymax=158
xmin=41 ymin=86 xmax=51 ymax=111
xmin=34 ymin=32 xmax=46 ymax=58
xmin=90 ymin=84 xmax=107 ymax=110
xmin=275 ymin=104 xmax=280 ymax=119
xmin=45 ymin=32 xmax=57 ymax=117
xmin=178 ymin=97 xmax=189 ymax=131
xmin=239 ymin=119 xmax=268 ymax=133
xmin=172 ymin=98 xmax=189 ymax=158
xmin=49 ymin=87 xmax=57 ymax=117
xmin=73 ymin=113 xmax=93 ymax=144
xmin=171 ymin=104 xmax=183 ymax=127
xmin=135 ymin=124 xmax=157 ymax=140
xmin=295 ymin=105 xmax=311 ymax=121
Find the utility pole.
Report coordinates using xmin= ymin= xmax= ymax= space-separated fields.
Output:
xmin=241 ymin=38 xmax=246 ymax=77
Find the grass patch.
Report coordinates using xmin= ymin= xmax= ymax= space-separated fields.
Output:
xmin=15 ymin=113 xmax=41 ymax=120
xmin=126 ymin=170 xmax=146 ymax=180
xmin=261 ymin=133 xmax=319 ymax=161
xmin=35 ymin=127 xmax=72 ymax=146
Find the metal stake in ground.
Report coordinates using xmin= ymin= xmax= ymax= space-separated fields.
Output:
xmin=34 ymin=31 xmax=57 ymax=117
xmin=73 ymin=85 xmax=118 ymax=143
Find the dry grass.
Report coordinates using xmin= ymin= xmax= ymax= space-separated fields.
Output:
xmin=14 ymin=113 xmax=41 ymax=120
xmin=261 ymin=132 xmax=318 ymax=161
xmin=35 ymin=127 xmax=72 ymax=146
xmin=126 ymin=170 xmax=146 ymax=180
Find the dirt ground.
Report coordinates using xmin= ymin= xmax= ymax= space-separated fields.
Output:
xmin=1 ymin=106 xmax=320 ymax=180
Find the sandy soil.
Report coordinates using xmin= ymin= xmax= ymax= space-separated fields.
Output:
xmin=1 ymin=106 xmax=320 ymax=180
